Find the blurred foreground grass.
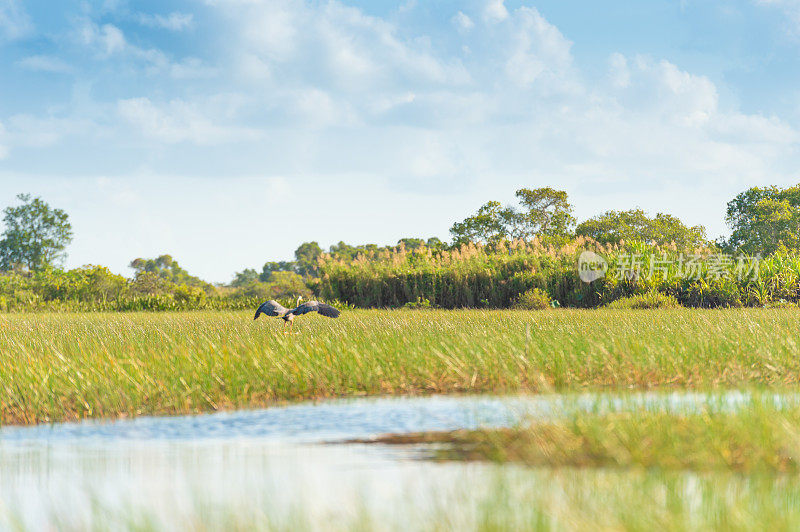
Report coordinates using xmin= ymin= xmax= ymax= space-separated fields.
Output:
xmin=1 ymin=309 xmax=800 ymax=424
xmin=364 ymin=399 xmax=800 ymax=473
xmin=5 ymin=467 xmax=800 ymax=531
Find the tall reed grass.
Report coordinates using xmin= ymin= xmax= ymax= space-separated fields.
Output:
xmin=2 ymin=309 xmax=799 ymax=425
xmin=319 ymin=238 xmax=800 ymax=308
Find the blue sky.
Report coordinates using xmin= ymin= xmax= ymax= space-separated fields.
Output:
xmin=2 ymin=0 xmax=800 ymax=282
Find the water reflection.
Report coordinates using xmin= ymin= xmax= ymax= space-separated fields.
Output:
xmin=0 ymin=391 xmax=789 ymax=529
xmin=0 ymin=390 xmax=775 ymax=445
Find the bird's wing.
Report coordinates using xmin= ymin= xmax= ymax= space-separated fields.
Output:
xmin=316 ymin=303 xmax=341 ymax=318
xmin=254 ymin=300 xmax=288 ymax=319
xmin=291 ymin=301 xmax=319 ymax=316
xmin=293 ymin=301 xmax=341 ymax=318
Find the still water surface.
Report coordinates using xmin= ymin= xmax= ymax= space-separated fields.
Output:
xmin=0 ymin=391 xmax=775 ymax=530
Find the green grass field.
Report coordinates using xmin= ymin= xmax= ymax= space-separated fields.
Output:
xmin=1 ymin=308 xmax=799 ymax=425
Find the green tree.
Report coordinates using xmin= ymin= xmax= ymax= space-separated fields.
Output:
xmin=725 ymin=185 xmax=800 ymax=255
xmin=231 ymin=268 xmax=260 ymax=287
xmin=397 ymin=238 xmax=426 ymax=250
xmin=426 ymin=237 xmax=445 ymax=250
xmin=329 ymin=241 xmax=379 ymax=261
xmin=260 ymin=261 xmax=295 ymax=282
xmin=449 ymin=188 xmax=575 ymax=245
xmin=513 ymin=187 xmax=576 ymax=238
xmin=0 ymin=193 xmax=73 ymax=271
xmin=294 ymin=241 xmax=323 ymax=277
xmin=129 ymin=254 xmax=212 ymax=291
xmin=576 ymin=209 xmax=707 ymax=248
xmin=449 ymin=201 xmax=507 ymax=245
xmin=266 ymin=270 xmax=311 ymax=299
xmin=129 ymin=271 xmax=173 ymax=296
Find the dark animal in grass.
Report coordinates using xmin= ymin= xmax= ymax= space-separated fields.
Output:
xmin=254 ymin=296 xmax=341 ymax=333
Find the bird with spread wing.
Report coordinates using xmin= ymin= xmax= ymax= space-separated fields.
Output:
xmin=254 ymin=296 xmax=341 ymax=333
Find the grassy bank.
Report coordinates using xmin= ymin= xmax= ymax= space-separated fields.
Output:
xmin=363 ymin=401 xmax=800 ymax=473
xmin=2 ymin=308 xmax=800 ymax=425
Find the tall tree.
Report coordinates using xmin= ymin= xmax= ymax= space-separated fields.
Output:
xmin=513 ymin=187 xmax=576 ymax=238
xmin=576 ymin=209 xmax=707 ymax=248
xmin=397 ymin=238 xmax=426 ymax=250
xmin=230 ymin=268 xmax=260 ymax=287
xmin=129 ymin=254 xmax=211 ymax=290
xmin=426 ymin=237 xmax=445 ymax=250
xmin=294 ymin=241 xmax=323 ymax=277
xmin=328 ymin=241 xmax=379 ymax=261
xmin=449 ymin=201 xmax=507 ymax=245
xmin=449 ymin=188 xmax=575 ymax=245
xmin=725 ymin=185 xmax=800 ymax=255
xmin=0 ymin=194 xmax=73 ymax=271
xmin=260 ymin=261 xmax=295 ymax=282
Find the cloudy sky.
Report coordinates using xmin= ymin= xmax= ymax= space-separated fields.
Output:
xmin=1 ymin=0 xmax=800 ymax=282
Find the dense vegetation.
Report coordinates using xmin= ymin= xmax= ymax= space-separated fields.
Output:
xmin=3 ymin=183 xmax=800 ymax=311
xmin=318 ymin=238 xmax=800 ymax=308
xmin=0 ymin=260 xmax=319 ymax=312
xmin=0 ymin=264 xmax=239 ymax=312
xmin=2 ymin=309 xmax=800 ymax=425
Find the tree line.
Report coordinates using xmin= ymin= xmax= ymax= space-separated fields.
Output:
xmin=1 ymin=185 xmax=799 ymax=310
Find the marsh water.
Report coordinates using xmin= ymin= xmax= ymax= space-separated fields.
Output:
xmin=0 ymin=392 xmax=782 ymax=529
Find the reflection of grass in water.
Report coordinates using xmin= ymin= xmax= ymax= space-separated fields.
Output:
xmin=6 ymin=470 xmax=800 ymax=530
xmin=471 ymin=470 xmax=800 ymax=531
xmin=3 ymin=308 xmax=800 ymax=425
xmin=362 ymin=398 xmax=800 ymax=473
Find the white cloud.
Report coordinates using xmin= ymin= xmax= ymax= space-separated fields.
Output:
xmin=76 ymin=20 xmax=213 ymax=79
xmin=224 ymin=0 xmax=469 ymax=90
xmin=484 ymin=0 xmax=509 ymax=22
xmin=7 ymin=115 xmax=72 ymax=147
xmin=16 ymin=55 xmax=73 ymax=74
xmin=4 ymin=0 xmax=800 ymax=244
xmin=755 ymin=0 xmax=800 ymax=31
xmin=169 ymin=57 xmax=217 ymax=79
xmin=100 ymin=0 xmax=127 ymax=14
xmin=0 ymin=0 xmax=31 ymax=40
xmin=368 ymin=92 xmax=416 ymax=114
xmin=136 ymin=12 xmax=194 ymax=31
xmin=606 ymin=55 xmax=718 ymax=126
xmin=117 ymin=97 xmax=260 ymax=144
xmin=0 ymin=114 xmax=100 ymax=160
xmin=239 ymin=1 xmax=298 ymax=62
xmin=608 ymin=52 xmax=630 ymax=88
xmin=503 ymin=7 xmax=574 ymax=89
xmin=238 ymin=53 xmax=272 ymax=80
xmin=452 ymin=11 xmax=474 ymax=32
xmin=0 ymin=121 xmax=7 ymax=160
xmin=291 ymin=88 xmax=357 ymax=128
xmin=79 ymin=22 xmax=126 ymax=56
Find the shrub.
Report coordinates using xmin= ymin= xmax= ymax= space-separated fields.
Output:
xmin=513 ymin=288 xmax=552 ymax=310
xmin=404 ymin=297 xmax=432 ymax=309
xmin=605 ymin=291 xmax=681 ymax=309
xmin=763 ymin=299 xmax=798 ymax=309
